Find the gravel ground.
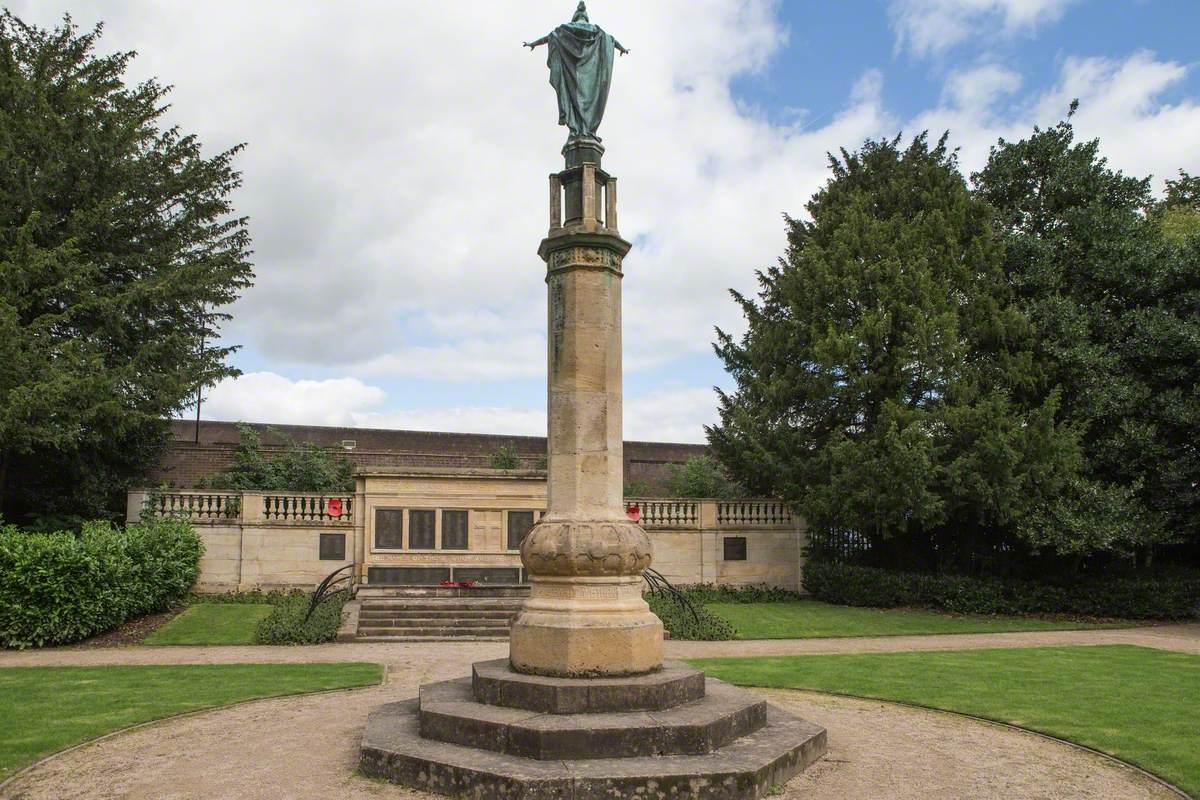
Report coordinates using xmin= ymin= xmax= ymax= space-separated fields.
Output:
xmin=1 ymin=623 xmax=1197 ymax=669
xmin=3 ymin=627 xmax=1194 ymax=800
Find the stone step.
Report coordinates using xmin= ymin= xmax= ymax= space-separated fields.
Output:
xmin=357 ymin=626 xmax=510 ymax=638
xmin=359 ymin=618 xmax=512 ymax=629
xmin=358 ymin=609 xmax=516 ymax=620
xmin=357 ymin=586 xmax=530 ymax=599
xmin=417 ymin=676 xmax=766 ymax=760
xmin=360 ymin=697 xmax=828 ymax=799
xmin=470 ymin=659 xmax=705 ymax=714
xmin=355 ymin=635 xmax=509 ymax=643
xmin=358 ymin=601 xmax=525 ymax=612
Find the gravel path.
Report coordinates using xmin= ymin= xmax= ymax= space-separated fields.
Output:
xmin=0 ymin=624 xmax=1196 ymax=669
xmin=3 ymin=626 xmax=1195 ymax=799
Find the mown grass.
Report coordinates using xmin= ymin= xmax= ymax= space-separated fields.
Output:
xmin=0 ymin=662 xmax=382 ymax=782
xmin=691 ymin=645 xmax=1199 ymax=797
xmin=707 ymin=599 xmax=1121 ymax=639
xmin=143 ymin=604 xmax=273 ymax=645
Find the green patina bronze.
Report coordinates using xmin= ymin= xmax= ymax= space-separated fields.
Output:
xmin=524 ymin=2 xmax=628 ymax=143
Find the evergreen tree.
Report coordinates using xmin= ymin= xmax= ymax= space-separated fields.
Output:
xmin=974 ymin=115 xmax=1197 ymax=555
xmin=0 ymin=13 xmax=252 ymax=523
xmin=709 ymin=135 xmax=1083 ymax=572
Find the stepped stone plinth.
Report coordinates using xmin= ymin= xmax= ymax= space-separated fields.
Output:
xmin=360 ymin=659 xmax=827 ymax=799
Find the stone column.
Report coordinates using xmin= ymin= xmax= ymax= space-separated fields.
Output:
xmin=510 ymin=138 xmax=664 ymax=677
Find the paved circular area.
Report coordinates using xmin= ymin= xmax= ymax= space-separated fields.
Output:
xmin=2 ymin=638 xmax=1184 ymax=800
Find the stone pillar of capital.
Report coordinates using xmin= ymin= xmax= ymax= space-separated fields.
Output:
xmin=509 ymin=139 xmax=664 ymax=677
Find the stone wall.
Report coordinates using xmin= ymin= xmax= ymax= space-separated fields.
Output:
xmin=129 ymin=472 xmax=807 ymax=593
xmin=156 ymin=420 xmax=706 ymax=490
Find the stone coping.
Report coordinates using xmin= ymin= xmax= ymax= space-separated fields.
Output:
xmin=354 ymin=466 xmax=547 ymax=479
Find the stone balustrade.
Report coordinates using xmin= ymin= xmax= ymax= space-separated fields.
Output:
xmin=134 ymin=490 xmax=354 ymax=527
xmin=141 ymin=491 xmax=241 ymax=521
xmin=717 ymin=499 xmax=792 ymax=527
xmin=627 ymin=498 xmax=792 ymax=529
xmin=628 ymin=498 xmax=700 ymax=528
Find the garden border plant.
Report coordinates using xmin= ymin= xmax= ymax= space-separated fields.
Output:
xmin=0 ymin=518 xmax=202 ymax=649
xmin=803 ymin=562 xmax=1200 ymax=620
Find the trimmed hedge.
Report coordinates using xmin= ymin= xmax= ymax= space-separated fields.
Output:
xmin=803 ymin=561 xmax=1200 ymax=620
xmin=0 ymin=518 xmax=203 ymax=648
xmin=254 ymin=590 xmax=347 ymax=645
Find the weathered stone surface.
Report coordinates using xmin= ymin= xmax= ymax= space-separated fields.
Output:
xmin=360 ymin=698 xmax=827 ymax=800
xmin=420 ymin=676 xmax=764 ymax=759
xmin=472 ymin=658 xmax=705 ymax=713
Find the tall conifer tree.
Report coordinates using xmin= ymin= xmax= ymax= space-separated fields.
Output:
xmin=0 ymin=13 xmax=253 ymax=522
xmin=709 ymin=135 xmax=1083 ymax=571
xmin=975 ymin=117 xmax=1199 ymax=555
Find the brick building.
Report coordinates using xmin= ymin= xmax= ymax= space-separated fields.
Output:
xmin=155 ymin=420 xmax=708 ymax=490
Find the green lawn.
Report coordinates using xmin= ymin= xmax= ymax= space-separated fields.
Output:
xmin=0 ymin=662 xmax=382 ymax=782
xmin=143 ymin=604 xmax=273 ymax=645
xmin=707 ymin=599 xmax=1119 ymax=639
xmin=691 ymin=645 xmax=1200 ymax=797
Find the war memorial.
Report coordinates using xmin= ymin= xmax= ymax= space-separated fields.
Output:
xmin=356 ymin=4 xmax=827 ymax=797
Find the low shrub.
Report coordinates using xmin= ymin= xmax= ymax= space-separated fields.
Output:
xmin=803 ymin=562 xmax=1200 ymax=620
xmin=646 ymin=593 xmax=736 ymax=640
xmin=0 ymin=518 xmax=203 ymax=648
xmin=254 ymin=590 xmax=347 ymax=645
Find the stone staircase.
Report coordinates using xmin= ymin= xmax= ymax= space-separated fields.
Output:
xmin=352 ymin=586 xmax=528 ymax=642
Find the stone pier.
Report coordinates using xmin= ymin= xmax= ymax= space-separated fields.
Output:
xmin=358 ymin=137 xmax=827 ymax=799
xmin=510 ymin=138 xmax=664 ymax=677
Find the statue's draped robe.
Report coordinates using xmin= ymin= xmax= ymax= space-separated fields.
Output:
xmin=545 ymin=21 xmax=615 ymax=141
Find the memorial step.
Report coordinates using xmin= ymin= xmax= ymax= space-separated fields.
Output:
xmin=355 ymin=604 xmax=516 ymax=618
xmin=357 ymin=600 xmax=525 ymax=611
xmin=357 ymin=586 xmax=530 ymax=599
xmin=418 ymin=676 xmax=767 ymax=760
xmin=357 ymin=625 xmax=512 ymax=639
xmin=361 ymin=697 xmax=827 ymax=799
xmin=356 ymin=637 xmax=510 ymax=644
xmin=359 ymin=617 xmax=511 ymax=629
xmin=353 ymin=595 xmax=523 ymax=641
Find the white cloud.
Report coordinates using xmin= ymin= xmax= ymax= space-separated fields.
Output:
xmin=200 ymin=373 xmax=717 ymax=443
xmin=889 ymin=0 xmax=1078 ymax=57
xmin=12 ymin=0 xmax=882 ymax=383
xmin=942 ymin=64 xmax=1022 ymax=111
xmin=12 ymin=3 xmax=1200 ymax=443
xmin=625 ymin=388 xmax=719 ymax=444
xmin=913 ymin=52 xmax=1200 ymax=190
xmin=202 ymin=372 xmax=386 ymax=427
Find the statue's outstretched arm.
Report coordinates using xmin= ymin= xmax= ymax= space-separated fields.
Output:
xmin=523 ymin=35 xmax=550 ymax=50
xmin=613 ymin=38 xmax=630 ymax=55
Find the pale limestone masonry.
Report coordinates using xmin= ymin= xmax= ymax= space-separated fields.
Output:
xmin=127 ymin=472 xmax=807 ymax=594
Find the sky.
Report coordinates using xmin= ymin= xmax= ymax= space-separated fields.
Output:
xmin=15 ymin=0 xmax=1200 ymax=443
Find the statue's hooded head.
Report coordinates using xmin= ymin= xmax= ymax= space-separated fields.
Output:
xmin=572 ymin=2 xmax=589 ymax=23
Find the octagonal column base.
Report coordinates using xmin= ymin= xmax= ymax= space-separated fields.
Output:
xmin=510 ymin=575 xmax=664 ymax=678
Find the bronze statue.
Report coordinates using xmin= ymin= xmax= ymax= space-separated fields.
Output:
xmin=524 ymin=2 xmax=628 ymax=143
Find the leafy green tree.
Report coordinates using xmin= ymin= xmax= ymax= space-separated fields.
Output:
xmin=709 ymin=134 xmax=1084 ymax=572
xmin=196 ymin=424 xmax=354 ymax=493
xmin=1155 ymin=171 xmax=1200 ymax=242
xmin=665 ymin=456 xmax=741 ymax=499
xmin=0 ymin=13 xmax=252 ymax=522
xmin=974 ymin=114 xmax=1197 ymax=555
